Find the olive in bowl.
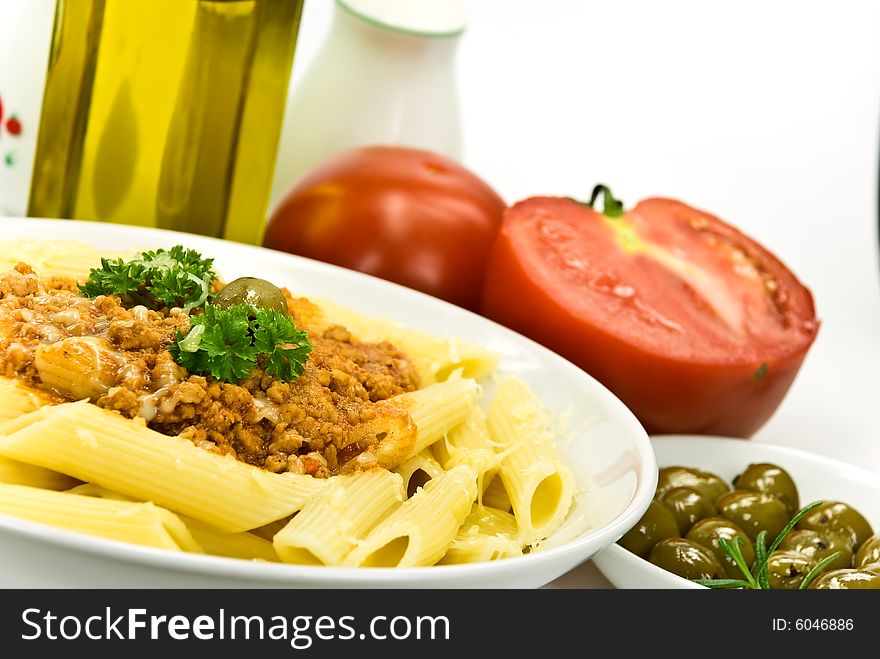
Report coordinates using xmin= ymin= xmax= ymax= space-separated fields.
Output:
xmin=809 ymin=569 xmax=880 ymax=589
xmin=796 ymin=501 xmax=873 ymax=550
xmin=648 ymin=538 xmax=726 ymax=580
xmin=656 ymin=466 xmax=730 ymax=502
xmin=659 ymin=487 xmax=717 ymax=535
xmin=715 ymin=490 xmax=790 ymax=543
xmin=733 ymin=462 xmax=800 ymax=515
xmin=855 ymin=535 xmax=880 ymax=568
xmin=686 ymin=517 xmax=755 ymax=579
xmin=764 ymin=550 xmax=818 ymax=590
xmin=780 ymin=530 xmax=853 ymax=572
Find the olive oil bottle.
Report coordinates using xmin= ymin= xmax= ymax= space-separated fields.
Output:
xmin=28 ymin=0 xmax=303 ymax=244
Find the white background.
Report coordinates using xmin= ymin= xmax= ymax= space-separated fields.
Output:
xmin=293 ymin=1 xmax=880 ymax=586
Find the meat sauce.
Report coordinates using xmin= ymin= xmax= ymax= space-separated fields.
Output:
xmin=0 ymin=263 xmax=420 ymax=477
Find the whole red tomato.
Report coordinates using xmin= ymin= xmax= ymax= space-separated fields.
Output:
xmin=481 ymin=186 xmax=819 ymax=437
xmin=264 ymin=146 xmax=506 ymax=311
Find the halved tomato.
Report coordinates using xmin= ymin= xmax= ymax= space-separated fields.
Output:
xmin=480 ymin=187 xmax=819 ymax=437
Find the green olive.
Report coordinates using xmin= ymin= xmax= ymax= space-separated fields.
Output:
xmin=659 ymin=487 xmax=718 ymax=535
xmin=855 ymin=535 xmax=880 ymax=568
xmin=861 ymin=563 xmax=880 ymax=576
xmin=809 ymin=569 xmax=880 ymax=589
xmin=215 ymin=277 xmax=289 ymax=316
xmin=716 ymin=489 xmax=790 ymax=542
xmin=780 ymin=530 xmax=853 ymax=572
xmin=648 ymin=538 xmax=726 ymax=580
xmin=686 ymin=517 xmax=756 ymax=579
xmin=765 ymin=550 xmax=818 ymax=589
xmin=656 ymin=466 xmax=730 ymax=502
xmin=617 ymin=500 xmax=681 ymax=558
xmin=796 ymin=501 xmax=873 ymax=550
xmin=732 ymin=462 xmax=800 ymax=515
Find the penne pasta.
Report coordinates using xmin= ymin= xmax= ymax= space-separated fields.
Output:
xmin=181 ymin=518 xmax=280 ymax=562
xmin=393 ymin=450 xmax=446 ymax=498
xmin=250 ymin=517 xmax=293 ymax=542
xmin=0 ymin=401 xmax=326 ymax=532
xmin=0 ymin=377 xmax=55 ymax=423
xmin=274 ymin=469 xmax=404 ymax=566
xmin=344 ymin=465 xmax=479 ymax=568
xmin=391 ymin=376 xmax=481 ymax=459
xmin=480 ymin=471 xmax=513 ymax=513
xmin=64 ymin=482 xmax=280 ymax=560
xmin=487 ymin=376 xmax=576 ymax=546
xmin=0 ymin=456 xmax=80 ymax=490
xmin=0 ymin=383 xmax=77 ymax=489
xmin=433 ymin=406 xmax=498 ymax=481
xmin=0 ymin=482 xmax=201 ymax=552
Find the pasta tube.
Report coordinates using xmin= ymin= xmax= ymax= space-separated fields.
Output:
xmin=0 ymin=377 xmax=54 ymax=423
xmin=0 ymin=401 xmax=326 ymax=532
xmin=480 ymin=471 xmax=513 ymax=512
xmin=432 ymin=407 xmax=498 ymax=480
xmin=487 ymin=377 xmax=575 ymax=545
xmin=0 ymin=382 xmax=79 ymax=489
xmin=0 ymin=456 xmax=79 ymax=490
xmin=344 ymin=465 xmax=478 ymax=567
xmin=393 ymin=450 xmax=445 ymax=498
xmin=65 ymin=482 xmax=279 ymax=561
xmin=391 ymin=376 xmax=480 ymax=459
xmin=182 ymin=518 xmax=280 ymax=562
xmin=0 ymin=482 xmax=200 ymax=552
xmin=274 ymin=469 xmax=404 ymax=566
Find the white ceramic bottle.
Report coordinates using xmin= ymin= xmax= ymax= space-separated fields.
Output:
xmin=268 ymin=0 xmax=467 ymax=213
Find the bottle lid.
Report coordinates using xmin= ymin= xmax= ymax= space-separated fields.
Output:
xmin=337 ymin=0 xmax=467 ymax=38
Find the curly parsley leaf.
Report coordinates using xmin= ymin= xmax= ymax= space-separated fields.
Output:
xmin=79 ymin=258 xmax=148 ymax=303
xmin=252 ymin=307 xmax=312 ymax=381
xmin=169 ymin=304 xmax=312 ymax=384
xmin=79 ymin=245 xmax=217 ymax=310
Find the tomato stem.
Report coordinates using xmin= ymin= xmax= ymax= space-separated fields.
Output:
xmin=589 ymin=184 xmax=625 ymax=218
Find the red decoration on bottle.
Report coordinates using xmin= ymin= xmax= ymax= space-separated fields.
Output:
xmin=6 ymin=116 xmax=21 ymax=136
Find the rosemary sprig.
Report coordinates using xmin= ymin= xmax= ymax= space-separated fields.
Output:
xmin=754 ymin=531 xmax=770 ymax=589
xmin=799 ymin=552 xmax=844 ymax=590
xmin=696 ymin=501 xmax=841 ymax=590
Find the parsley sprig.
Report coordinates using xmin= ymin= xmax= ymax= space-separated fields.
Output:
xmin=169 ymin=304 xmax=312 ymax=383
xmin=79 ymin=246 xmax=217 ymax=311
xmin=695 ymin=501 xmax=842 ymax=590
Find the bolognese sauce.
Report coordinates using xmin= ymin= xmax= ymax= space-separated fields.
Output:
xmin=0 ymin=263 xmax=420 ymax=477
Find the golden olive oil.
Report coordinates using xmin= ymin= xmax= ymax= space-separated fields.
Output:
xmin=28 ymin=0 xmax=303 ymax=245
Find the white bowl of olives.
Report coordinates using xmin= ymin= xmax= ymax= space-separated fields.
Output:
xmin=592 ymin=436 xmax=880 ymax=589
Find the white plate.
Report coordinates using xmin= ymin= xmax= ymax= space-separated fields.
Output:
xmin=0 ymin=218 xmax=656 ymax=588
xmin=593 ymin=435 xmax=880 ymax=589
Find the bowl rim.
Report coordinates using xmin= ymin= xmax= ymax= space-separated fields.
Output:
xmin=0 ymin=218 xmax=658 ymax=586
xmin=596 ymin=434 xmax=880 ymax=589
